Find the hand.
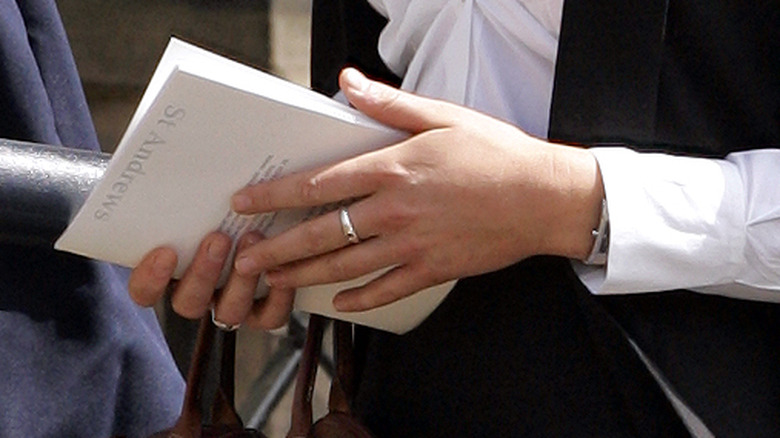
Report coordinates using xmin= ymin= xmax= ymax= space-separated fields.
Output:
xmin=127 ymin=68 xmax=603 ymax=329
xmin=224 ymin=69 xmax=604 ymax=315
xmin=128 ymin=231 xmax=296 ymax=330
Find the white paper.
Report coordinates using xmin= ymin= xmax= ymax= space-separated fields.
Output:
xmin=55 ymin=38 xmax=453 ymax=334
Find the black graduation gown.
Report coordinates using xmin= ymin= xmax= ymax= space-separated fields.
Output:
xmin=311 ymin=0 xmax=780 ymax=437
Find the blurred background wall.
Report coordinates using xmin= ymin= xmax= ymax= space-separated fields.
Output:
xmin=58 ymin=0 xmax=311 ymax=151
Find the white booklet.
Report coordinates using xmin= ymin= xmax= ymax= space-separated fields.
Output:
xmin=55 ymin=38 xmax=453 ymax=334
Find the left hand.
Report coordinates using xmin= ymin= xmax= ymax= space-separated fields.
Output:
xmin=217 ymin=68 xmax=603 ymax=318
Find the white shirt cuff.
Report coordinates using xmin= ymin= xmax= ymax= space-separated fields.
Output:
xmin=576 ymin=147 xmax=749 ymax=295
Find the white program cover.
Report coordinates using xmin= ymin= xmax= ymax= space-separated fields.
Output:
xmin=55 ymin=38 xmax=453 ymax=334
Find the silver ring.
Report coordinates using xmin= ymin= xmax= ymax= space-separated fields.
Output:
xmin=210 ymin=307 xmax=240 ymax=332
xmin=339 ymin=207 xmax=360 ymax=244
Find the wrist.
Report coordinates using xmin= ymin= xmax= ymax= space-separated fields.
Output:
xmin=539 ymin=146 xmax=605 ymax=260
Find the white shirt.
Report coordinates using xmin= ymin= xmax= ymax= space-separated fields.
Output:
xmin=366 ymin=0 xmax=780 ymax=302
xmin=364 ymin=1 xmax=778 ymax=435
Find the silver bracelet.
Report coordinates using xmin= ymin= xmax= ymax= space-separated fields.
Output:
xmin=583 ymin=198 xmax=609 ymax=265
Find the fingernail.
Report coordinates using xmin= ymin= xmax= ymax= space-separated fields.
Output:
xmin=231 ymin=193 xmax=252 ymax=212
xmin=235 ymin=255 xmax=258 ymax=275
xmin=207 ymin=238 xmax=229 ymax=262
xmin=333 ymin=294 xmax=352 ymax=312
xmin=343 ymin=68 xmax=369 ymax=94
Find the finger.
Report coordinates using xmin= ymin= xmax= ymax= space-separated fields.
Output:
xmin=128 ymin=247 xmax=178 ymax=307
xmin=170 ymin=231 xmax=232 ymax=319
xmin=339 ymin=68 xmax=461 ymax=133
xmin=332 ymin=263 xmax=442 ymax=312
xmin=231 ymin=69 xmax=463 ymax=216
xmin=245 ymin=286 xmax=296 ymax=330
xmin=230 ymin=153 xmax=387 ymax=215
xmin=263 ymin=237 xmax=400 ymax=289
xmin=213 ymin=232 xmax=263 ymax=326
xmin=233 ymin=201 xmax=376 ymax=277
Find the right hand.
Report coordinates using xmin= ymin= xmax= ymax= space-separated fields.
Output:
xmin=127 ymin=230 xmax=296 ymax=330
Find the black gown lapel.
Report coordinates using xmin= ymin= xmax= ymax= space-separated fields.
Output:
xmin=548 ymin=0 xmax=670 ymax=146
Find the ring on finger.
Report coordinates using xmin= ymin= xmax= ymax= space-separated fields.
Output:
xmin=210 ymin=306 xmax=240 ymax=332
xmin=339 ymin=206 xmax=360 ymax=244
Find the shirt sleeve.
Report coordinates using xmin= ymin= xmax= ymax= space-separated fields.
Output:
xmin=573 ymin=147 xmax=780 ymax=302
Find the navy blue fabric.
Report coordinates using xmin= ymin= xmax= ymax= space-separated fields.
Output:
xmin=0 ymin=1 xmax=184 ymax=436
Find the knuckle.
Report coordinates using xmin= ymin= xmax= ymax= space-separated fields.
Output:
xmin=297 ymin=175 xmax=322 ymax=203
xmin=376 ymin=85 xmax=403 ymax=115
xmin=373 ymin=160 xmax=411 ymax=187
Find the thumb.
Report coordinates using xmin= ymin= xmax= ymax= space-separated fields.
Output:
xmin=339 ymin=68 xmax=458 ymax=133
